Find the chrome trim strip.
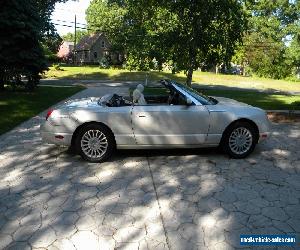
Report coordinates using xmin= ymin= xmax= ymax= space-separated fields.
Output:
xmin=209 ymin=110 xmax=227 ymax=113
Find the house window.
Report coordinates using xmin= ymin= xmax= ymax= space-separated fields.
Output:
xmin=94 ymin=52 xmax=98 ymax=59
xmin=101 ymin=41 xmax=105 ymax=48
xmin=84 ymin=51 xmax=88 ymax=59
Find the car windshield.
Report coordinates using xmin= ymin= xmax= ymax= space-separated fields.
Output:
xmin=172 ymin=81 xmax=217 ymax=105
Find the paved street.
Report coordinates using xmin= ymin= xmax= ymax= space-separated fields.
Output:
xmin=0 ymin=87 xmax=299 ymax=249
xmin=41 ymin=79 xmax=300 ymax=95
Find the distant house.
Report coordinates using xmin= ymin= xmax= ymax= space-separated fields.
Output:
xmin=57 ymin=41 xmax=74 ymax=61
xmin=74 ymin=32 xmax=123 ymax=65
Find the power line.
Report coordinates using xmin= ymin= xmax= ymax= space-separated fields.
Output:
xmin=52 ymin=18 xmax=104 ymax=32
xmin=52 ymin=17 xmax=112 ymax=31
xmin=51 ymin=18 xmax=87 ymax=27
xmin=53 ymin=23 xmax=88 ymax=30
xmin=54 ymin=7 xmax=69 ymax=11
xmin=53 ymin=7 xmax=78 ymax=13
xmin=53 ymin=23 xmax=101 ymax=32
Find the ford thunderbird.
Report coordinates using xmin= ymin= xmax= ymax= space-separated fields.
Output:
xmin=41 ymin=80 xmax=270 ymax=162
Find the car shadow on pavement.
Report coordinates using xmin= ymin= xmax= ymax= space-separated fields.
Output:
xmin=0 ymin=121 xmax=299 ymax=249
xmin=114 ymin=147 xmax=223 ymax=159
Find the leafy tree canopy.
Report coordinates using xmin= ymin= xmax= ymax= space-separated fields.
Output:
xmin=62 ymin=30 xmax=89 ymax=43
xmin=0 ymin=0 xmax=47 ymax=90
xmin=239 ymin=0 xmax=300 ymax=79
xmin=0 ymin=0 xmax=70 ymax=91
xmin=87 ymin=0 xmax=246 ymax=85
xmin=86 ymin=0 xmax=127 ymax=51
xmin=43 ymin=31 xmax=63 ymax=54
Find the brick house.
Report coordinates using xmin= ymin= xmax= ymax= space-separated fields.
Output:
xmin=75 ymin=33 xmax=123 ymax=64
xmin=57 ymin=41 xmax=74 ymax=61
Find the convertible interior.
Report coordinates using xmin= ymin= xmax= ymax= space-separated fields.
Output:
xmin=100 ymin=80 xmax=187 ymax=107
xmin=143 ymin=89 xmax=186 ymax=105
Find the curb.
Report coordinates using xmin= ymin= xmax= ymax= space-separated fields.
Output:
xmin=266 ymin=110 xmax=300 ymax=115
xmin=266 ymin=110 xmax=300 ymax=122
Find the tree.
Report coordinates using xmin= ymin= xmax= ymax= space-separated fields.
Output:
xmin=237 ymin=0 xmax=300 ymax=79
xmin=165 ymin=0 xmax=246 ymax=85
xmin=87 ymin=0 xmax=246 ymax=86
xmin=62 ymin=30 xmax=88 ymax=43
xmin=42 ymin=31 xmax=63 ymax=64
xmin=36 ymin=0 xmax=69 ymax=35
xmin=86 ymin=0 xmax=127 ymax=52
xmin=37 ymin=0 xmax=68 ymax=60
xmin=0 ymin=0 xmax=47 ymax=91
xmin=286 ymin=34 xmax=300 ymax=78
xmin=43 ymin=31 xmax=63 ymax=54
xmin=0 ymin=0 xmax=70 ymax=91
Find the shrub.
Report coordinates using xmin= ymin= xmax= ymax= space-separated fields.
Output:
xmin=53 ymin=64 xmax=64 ymax=71
xmin=125 ymin=54 xmax=151 ymax=71
xmin=99 ymin=56 xmax=110 ymax=69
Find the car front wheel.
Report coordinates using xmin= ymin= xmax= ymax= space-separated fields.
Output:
xmin=75 ymin=124 xmax=115 ymax=162
xmin=222 ymin=121 xmax=258 ymax=159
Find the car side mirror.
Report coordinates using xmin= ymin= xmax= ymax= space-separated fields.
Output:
xmin=186 ymin=97 xmax=193 ymax=106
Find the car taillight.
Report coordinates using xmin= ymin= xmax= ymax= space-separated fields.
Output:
xmin=46 ymin=109 xmax=54 ymax=121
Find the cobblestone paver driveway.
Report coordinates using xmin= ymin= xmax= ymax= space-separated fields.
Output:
xmin=0 ymin=87 xmax=299 ymax=250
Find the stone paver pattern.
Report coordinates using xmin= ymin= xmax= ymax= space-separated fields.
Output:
xmin=0 ymin=86 xmax=299 ymax=250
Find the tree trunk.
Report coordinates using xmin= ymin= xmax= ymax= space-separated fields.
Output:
xmin=243 ymin=62 xmax=247 ymax=76
xmin=186 ymin=67 xmax=193 ymax=87
xmin=215 ymin=64 xmax=219 ymax=74
xmin=186 ymin=49 xmax=196 ymax=87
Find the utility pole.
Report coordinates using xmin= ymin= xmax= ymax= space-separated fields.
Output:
xmin=74 ymin=15 xmax=77 ymax=65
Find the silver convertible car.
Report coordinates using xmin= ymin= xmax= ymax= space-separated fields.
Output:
xmin=41 ymin=80 xmax=270 ymax=162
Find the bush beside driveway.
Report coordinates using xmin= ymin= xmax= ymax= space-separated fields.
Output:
xmin=0 ymin=87 xmax=299 ymax=249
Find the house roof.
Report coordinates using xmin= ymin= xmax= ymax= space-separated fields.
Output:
xmin=75 ymin=33 xmax=103 ymax=51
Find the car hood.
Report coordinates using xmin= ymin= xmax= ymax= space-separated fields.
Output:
xmin=212 ymin=96 xmax=251 ymax=107
xmin=208 ymin=96 xmax=265 ymax=115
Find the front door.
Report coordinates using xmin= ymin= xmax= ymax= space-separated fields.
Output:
xmin=131 ymin=105 xmax=210 ymax=145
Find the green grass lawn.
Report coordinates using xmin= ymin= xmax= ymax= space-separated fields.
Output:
xmin=137 ymin=87 xmax=300 ymax=110
xmin=200 ymin=89 xmax=300 ymax=110
xmin=45 ymin=66 xmax=300 ymax=93
xmin=0 ymin=86 xmax=85 ymax=135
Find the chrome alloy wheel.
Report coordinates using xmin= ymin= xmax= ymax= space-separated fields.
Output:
xmin=228 ymin=127 xmax=253 ymax=155
xmin=80 ymin=130 xmax=108 ymax=159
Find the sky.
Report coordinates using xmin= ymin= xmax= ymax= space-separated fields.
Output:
xmin=51 ymin=0 xmax=92 ymax=35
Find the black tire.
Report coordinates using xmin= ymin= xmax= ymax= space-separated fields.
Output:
xmin=75 ymin=123 xmax=115 ymax=163
xmin=221 ymin=121 xmax=258 ymax=159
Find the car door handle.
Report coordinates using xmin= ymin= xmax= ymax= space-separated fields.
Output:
xmin=138 ymin=115 xmax=146 ymax=118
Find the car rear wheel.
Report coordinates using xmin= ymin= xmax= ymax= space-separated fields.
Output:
xmin=222 ymin=121 xmax=258 ymax=159
xmin=75 ymin=124 xmax=115 ymax=163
